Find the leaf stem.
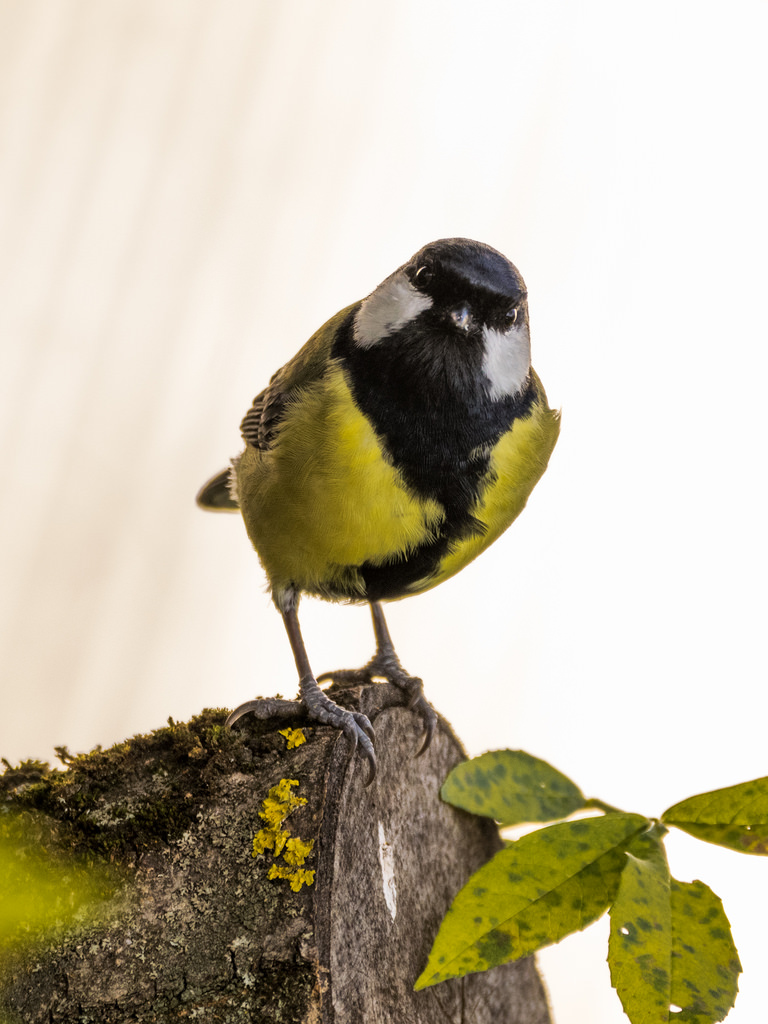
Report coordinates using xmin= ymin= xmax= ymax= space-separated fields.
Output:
xmin=582 ymin=797 xmax=624 ymax=815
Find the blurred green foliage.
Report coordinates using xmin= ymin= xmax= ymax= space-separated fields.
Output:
xmin=0 ymin=809 xmax=122 ymax=955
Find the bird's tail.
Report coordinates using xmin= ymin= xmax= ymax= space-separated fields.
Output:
xmin=196 ymin=464 xmax=239 ymax=512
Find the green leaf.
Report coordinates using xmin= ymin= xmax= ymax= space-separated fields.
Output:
xmin=662 ymin=776 xmax=768 ymax=854
xmin=608 ymin=828 xmax=741 ymax=1024
xmin=415 ymin=812 xmax=648 ymax=990
xmin=609 ymin=827 xmax=673 ymax=1024
xmin=668 ymin=879 xmax=741 ymax=1023
xmin=440 ymin=749 xmax=585 ymax=825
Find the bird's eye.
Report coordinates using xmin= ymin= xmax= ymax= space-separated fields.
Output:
xmin=413 ymin=265 xmax=431 ymax=285
xmin=506 ymin=307 xmax=518 ymax=325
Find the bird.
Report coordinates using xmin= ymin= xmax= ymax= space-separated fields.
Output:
xmin=197 ymin=238 xmax=560 ymax=783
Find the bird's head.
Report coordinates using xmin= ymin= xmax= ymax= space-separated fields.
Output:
xmin=352 ymin=238 xmax=531 ymax=402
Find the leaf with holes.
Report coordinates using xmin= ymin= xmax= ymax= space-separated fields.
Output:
xmin=609 ymin=827 xmax=741 ymax=1024
xmin=609 ymin=827 xmax=673 ymax=1023
xmin=441 ymin=749 xmax=585 ymax=826
xmin=667 ymin=879 xmax=741 ymax=1023
xmin=662 ymin=776 xmax=768 ymax=855
xmin=415 ymin=812 xmax=648 ymax=990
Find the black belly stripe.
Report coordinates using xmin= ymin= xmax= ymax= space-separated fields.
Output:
xmin=332 ymin=309 xmax=537 ymax=599
xmin=357 ymin=534 xmax=454 ymax=601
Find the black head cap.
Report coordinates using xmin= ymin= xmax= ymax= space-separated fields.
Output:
xmin=404 ymin=238 xmax=526 ymax=307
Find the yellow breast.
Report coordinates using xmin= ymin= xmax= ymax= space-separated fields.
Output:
xmin=235 ymin=363 xmax=444 ymax=600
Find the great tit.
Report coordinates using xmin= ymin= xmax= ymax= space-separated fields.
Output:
xmin=197 ymin=238 xmax=560 ymax=782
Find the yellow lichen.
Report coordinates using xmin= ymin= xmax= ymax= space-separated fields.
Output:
xmin=252 ymin=829 xmax=273 ymax=856
xmin=282 ymin=836 xmax=314 ymax=867
xmin=267 ymin=864 xmax=316 ymax=892
xmin=278 ymin=727 xmax=307 ymax=750
xmin=252 ymin=778 xmax=315 ymax=891
xmin=252 ymin=828 xmax=288 ymax=857
xmin=258 ymin=777 xmax=307 ymax=831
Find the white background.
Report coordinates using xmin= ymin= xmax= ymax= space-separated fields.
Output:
xmin=1 ymin=2 xmax=766 ymax=1021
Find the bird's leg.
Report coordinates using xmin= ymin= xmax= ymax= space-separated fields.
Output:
xmin=318 ymin=601 xmax=437 ymax=755
xmin=226 ymin=603 xmax=377 ymax=784
xmin=284 ymin=605 xmax=377 ymax=780
xmin=367 ymin=602 xmax=421 ymax=699
xmin=368 ymin=603 xmax=437 ymax=754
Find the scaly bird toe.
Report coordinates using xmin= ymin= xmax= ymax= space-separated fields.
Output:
xmin=318 ymin=658 xmax=436 ymax=758
xmin=299 ymin=673 xmax=377 ymax=784
xmin=225 ymin=697 xmax=307 ymax=729
xmin=316 ymin=666 xmax=376 ymax=686
xmin=384 ymin=674 xmax=436 ymax=756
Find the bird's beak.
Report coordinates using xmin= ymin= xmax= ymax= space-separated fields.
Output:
xmin=450 ymin=305 xmax=472 ymax=332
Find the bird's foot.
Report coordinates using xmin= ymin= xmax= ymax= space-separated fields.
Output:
xmin=300 ymin=673 xmax=377 ymax=784
xmin=318 ymin=653 xmax=437 ymax=756
xmin=226 ymin=684 xmax=377 ymax=785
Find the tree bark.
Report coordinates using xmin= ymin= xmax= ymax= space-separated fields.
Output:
xmin=1 ymin=685 xmax=552 ymax=1023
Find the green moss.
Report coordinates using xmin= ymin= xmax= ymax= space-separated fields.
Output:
xmin=0 ymin=709 xmax=251 ymax=860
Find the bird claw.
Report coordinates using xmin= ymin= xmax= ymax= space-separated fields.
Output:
xmin=317 ymin=703 xmax=377 ymax=785
xmin=412 ymin=697 xmax=438 ymax=756
xmin=389 ymin=674 xmax=437 ymax=756
xmin=319 ymin=661 xmax=436 ymax=758
xmin=348 ymin=713 xmax=378 ymax=786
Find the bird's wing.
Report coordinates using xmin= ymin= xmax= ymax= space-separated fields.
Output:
xmin=240 ymin=302 xmax=358 ymax=451
xmin=239 ymin=379 xmax=282 ymax=450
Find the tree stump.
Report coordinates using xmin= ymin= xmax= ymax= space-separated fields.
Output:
xmin=1 ymin=685 xmax=551 ymax=1023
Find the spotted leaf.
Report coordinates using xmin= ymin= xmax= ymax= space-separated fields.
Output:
xmin=415 ymin=812 xmax=648 ymax=990
xmin=662 ymin=777 xmax=768 ymax=855
xmin=609 ymin=827 xmax=673 ymax=1023
xmin=440 ymin=749 xmax=585 ymax=826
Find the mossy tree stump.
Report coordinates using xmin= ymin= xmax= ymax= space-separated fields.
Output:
xmin=1 ymin=684 xmax=551 ymax=1023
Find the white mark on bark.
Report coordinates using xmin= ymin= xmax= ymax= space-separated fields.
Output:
xmin=377 ymin=820 xmax=397 ymax=922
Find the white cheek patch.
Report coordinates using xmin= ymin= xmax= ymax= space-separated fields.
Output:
xmin=353 ymin=271 xmax=433 ymax=348
xmin=482 ymin=324 xmax=532 ymax=399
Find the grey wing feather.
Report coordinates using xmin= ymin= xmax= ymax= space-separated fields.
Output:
xmin=239 ymin=305 xmax=345 ymax=450
xmin=240 ymin=373 xmax=287 ymax=450
xmin=199 ymin=366 xmax=294 ymax=513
